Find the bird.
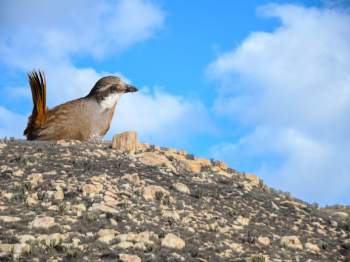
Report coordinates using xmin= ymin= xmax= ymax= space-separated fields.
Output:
xmin=23 ymin=69 xmax=138 ymax=142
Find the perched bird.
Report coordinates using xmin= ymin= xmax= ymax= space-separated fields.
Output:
xmin=23 ymin=69 xmax=138 ymax=142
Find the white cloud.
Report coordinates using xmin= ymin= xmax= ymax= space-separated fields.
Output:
xmin=207 ymin=4 xmax=350 ymax=205
xmin=0 ymin=106 xmax=29 ymax=139
xmin=0 ymin=0 xmax=166 ymax=68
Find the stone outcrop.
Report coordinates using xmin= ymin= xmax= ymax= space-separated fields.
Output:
xmin=112 ymin=131 xmax=138 ymax=152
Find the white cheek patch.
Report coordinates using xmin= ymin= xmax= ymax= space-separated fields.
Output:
xmin=100 ymin=93 xmax=123 ymax=111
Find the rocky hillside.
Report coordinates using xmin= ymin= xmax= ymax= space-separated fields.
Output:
xmin=0 ymin=137 xmax=349 ymax=262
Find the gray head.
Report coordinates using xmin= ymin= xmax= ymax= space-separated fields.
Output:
xmin=87 ymin=76 xmax=138 ymax=109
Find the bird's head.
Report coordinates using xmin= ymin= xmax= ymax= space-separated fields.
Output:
xmin=87 ymin=76 xmax=138 ymax=110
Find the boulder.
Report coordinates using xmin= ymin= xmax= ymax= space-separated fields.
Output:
xmin=112 ymin=131 xmax=138 ymax=152
xmin=161 ymin=233 xmax=185 ymax=249
xmin=214 ymin=160 xmax=227 ymax=170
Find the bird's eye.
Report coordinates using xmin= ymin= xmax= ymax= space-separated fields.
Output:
xmin=110 ymin=86 xmax=117 ymax=91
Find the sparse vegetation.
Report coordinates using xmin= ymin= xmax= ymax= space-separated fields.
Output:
xmin=195 ymin=188 xmax=205 ymax=199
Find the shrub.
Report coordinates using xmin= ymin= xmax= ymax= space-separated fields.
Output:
xmin=158 ymin=230 xmax=168 ymax=238
xmin=313 ymin=202 xmax=319 ymax=209
xmin=155 ymin=191 xmax=164 ymax=200
xmin=195 ymin=188 xmax=204 ymax=199
xmin=258 ymin=180 xmax=265 ymax=189
xmin=63 ymin=247 xmax=79 ymax=258
xmin=251 ymin=255 xmax=265 ymax=262
xmin=11 ymin=193 xmax=28 ymax=203
xmin=162 ymin=198 xmax=169 ymax=206
xmin=281 ymin=241 xmax=289 ymax=249
xmin=247 ymin=230 xmax=256 ymax=245
xmin=26 ymin=244 xmax=36 ymax=256
xmin=241 ymin=212 xmax=248 ymax=218
xmin=263 ymin=220 xmax=270 ymax=226
xmin=144 ymin=242 xmax=156 ymax=252
xmin=214 ymin=239 xmax=221 ymax=245
xmin=58 ymin=204 xmax=68 ymax=215
xmin=319 ymin=242 xmax=328 ymax=250
xmin=82 ymin=213 xmax=98 ymax=223
xmin=342 ymin=242 xmax=350 ymax=250
xmin=228 ymin=210 xmax=236 ymax=217
xmin=215 ymin=193 xmax=220 ymax=200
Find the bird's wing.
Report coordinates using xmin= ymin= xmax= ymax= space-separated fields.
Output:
xmin=31 ymin=100 xmax=92 ymax=141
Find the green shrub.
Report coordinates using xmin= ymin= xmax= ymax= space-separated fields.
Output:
xmin=215 ymin=193 xmax=220 ymax=200
xmin=263 ymin=219 xmax=270 ymax=226
xmin=63 ymin=247 xmax=79 ymax=258
xmin=144 ymin=242 xmax=156 ymax=252
xmin=155 ymin=191 xmax=164 ymax=200
xmin=258 ymin=180 xmax=265 ymax=189
xmin=162 ymin=198 xmax=169 ymax=206
xmin=241 ymin=212 xmax=248 ymax=218
xmin=342 ymin=242 xmax=350 ymax=250
xmin=214 ymin=239 xmax=221 ymax=245
xmin=26 ymin=244 xmax=36 ymax=256
xmin=228 ymin=210 xmax=237 ymax=216
xmin=195 ymin=188 xmax=204 ymax=199
xmin=11 ymin=193 xmax=28 ymax=203
xmin=82 ymin=213 xmax=98 ymax=223
xmin=251 ymin=255 xmax=265 ymax=262
xmin=319 ymin=242 xmax=328 ymax=250
xmin=281 ymin=241 xmax=289 ymax=249
xmin=58 ymin=204 xmax=68 ymax=215
xmin=158 ymin=230 xmax=167 ymax=238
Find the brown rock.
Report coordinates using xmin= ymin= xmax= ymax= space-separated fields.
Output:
xmin=0 ymin=216 xmax=21 ymax=222
xmin=214 ymin=160 xmax=227 ymax=170
xmin=89 ymin=204 xmax=119 ymax=214
xmin=179 ymin=159 xmax=201 ymax=173
xmin=196 ymin=158 xmax=211 ymax=166
xmin=236 ymin=216 xmax=249 ymax=225
xmin=305 ymin=243 xmax=320 ymax=253
xmin=54 ymin=191 xmax=64 ymax=200
xmin=164 ymin=152 xmax=186 ymax=161
xmin=112 ymin=131 xmax=138 ymax=152
xmin=119 ymin=254 xmax=141 ymax=262
xmin=280 ymin=236 xmax=303 ymax=250
xmin=172 ymin=182 xmax=190 ymax=194
xmin=280 ymin=201 xmax=307 ymax=209
xmin=162 ymin=210 xmax=180 ymax=220
xmin=161 ymin=233 xmax=185 ymax=249
xmin=245 ymin=173 xmax=259 ymax=186
xmin=222 ymin=242 xmax=243 ymax=251
xmin=143 ymin=185 xmax=170 ymax=197
xmin=258 ymin=236 xmax=270 ymax=246
xmin=28 ymin=217 xmax=57 ymax=229
xmin=71 ymin=204 xmax=86 ymax=212
xmin=80 ymin=184 xmax=101 ymax=194
xmin=27 ymin=173 xmax=43 ymax=181
xmin=138 ymin=152 xmax=175 ymax=171
xmin=122 ymin=174 xmax=140 ymax=185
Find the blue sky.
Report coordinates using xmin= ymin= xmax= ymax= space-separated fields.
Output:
xmin=1 ymin=0 xmax=350 ymax=207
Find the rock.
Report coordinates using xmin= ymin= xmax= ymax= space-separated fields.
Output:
xmin=28 ymin=217 xmax=57 ymax=229
xmin=331 ymin=221 xmax=338 ymax=227
xmin=137 ymin=152 xmax=175 ymax=171
xmin=0 ymin=244 xmax=27 ymax=255
xmin=162 ymin=210 xmax=180 ymax=220
xmin=119 ymin=254 xmax=141 ymax=262
xmin=271 ymin=201 xmax=279 ymax=210
xmin=236 ymin=216 xmax=249 ymax=225
xmin=164 ymin=152 xmax=186 ymax=161
xmin=54 ymin=191 xmax=64 ymax=200
xmin=222 ymin=242 xmax=243 ymax=251
xmin=143 ymin=185 xmax=170 ymax=197
xmin=122 ymin=174 xmax=140 ymax=185
xmin=258 ymin=236 xmax=270 ymax=246
xmin=0 ymin=216 xmax=21 ymax=222
xmin=178 ymin=159 xmax=201 ymax=173
xmin=112 ymin=131 xmax=138 ymax=152
xmin=27 ymin=173 xmax=43 ymax=181
xmin=71 ymin=204 xmax=86 ymax=212
xmin=214 ymin=160 xmax=227 ymax=170
xmin=80 ymin=184 xmax=102 ymax=194
xmin=117 ymin=241 xmax=134 ymax=249
xmin=161 ymin=233 xmax=185 ymax=249
xmin=196 ymin=158 xmax=211 ymax=166
xmin=105 ymin=191 xmax=118 ymax=199
xmin=211 ymin=166 xmax=221 ymax=172
xmin=89 ymin=203 xmax=119 ymax=214
xmin=245 ymin=173 xmax=259 ymax=186
xmin=305 ymin=243 xmax=320 ymax=253
xmin=280 ymin=201 xmax=307 ymax=209
xmin=45 ymin=233 xmax=62 ymax=247
xmin=126 ymin=153 xmax=136 ymax=161
xmin=172 ymin=182 xmax=190 ymax=194
xmin=280 ymin=236 xmax=303 ymax=250
xmin=18 ymin=235 xmax=35 ymax=244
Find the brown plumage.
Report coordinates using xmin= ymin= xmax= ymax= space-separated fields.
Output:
xmin=24 ymin=69 xmax=138 ymax=142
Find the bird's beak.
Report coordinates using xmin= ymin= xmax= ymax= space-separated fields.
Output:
xmin=125 ymin=84 xmax=138 ymax=93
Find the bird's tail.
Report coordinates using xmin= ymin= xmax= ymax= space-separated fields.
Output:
xmin=23 ymin=69 xmax=49 ymax=139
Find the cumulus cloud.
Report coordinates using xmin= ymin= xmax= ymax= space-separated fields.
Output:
xmin=207 ymin=4 xmax=350 ymax=205
xmin=0 ymin=0 xmax=166 ymax=68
